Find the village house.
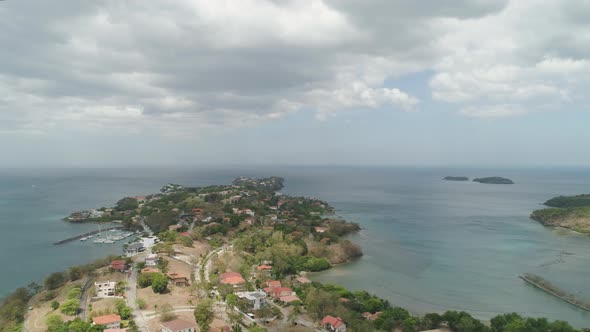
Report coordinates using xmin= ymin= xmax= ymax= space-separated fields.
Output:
xmin=321 ymin=315 xmax=347 ymax=332
xmin=167 ymin=272 xmax=190 ymax=286
xmin=256 ymin=265 xmax=272 ymax=278
xmin=92 ymin=314 xmax=121 ymax=329
xmin=145 ymin=253 xmax=158 ymax=266
xmin=279 ymin=294 xmax=300 ymax=304
xmin=264 ymin=287 xmax=293 ymax=299
xmin=94 ymin=281 xmax=116 ymax=298
xmin=160 ymin=318 xmax=197 ymax=332
xmin=220 ymin=271 xmax=246 ymax=290
xmin=362 ymin=311 xmax=382 ymax=321
xmin=315 ymin=226 xmax=327 ymax=233
xmin=236 ymin=291 xmax=267 ymax=310
xmin=294 ymin=276 xmax=312 ymax=286
xmin=267 ymin=280 xmax=281 ymax=288
xmin=110 ymin=260 xmax=126 ymax=272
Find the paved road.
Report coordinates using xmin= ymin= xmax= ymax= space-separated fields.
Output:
xmin=127 ymin=252 xmax=150 ymax=332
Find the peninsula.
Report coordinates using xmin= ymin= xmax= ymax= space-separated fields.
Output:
xmin=2 ymin=177 xmax=584 ymax=332
xmin=531 ymin=194 xmax=590 ymax=234
xmin=473 ymin=176 xmax=514 ymax=184
xmin=443 ymin=176 xmax=469 ymax=181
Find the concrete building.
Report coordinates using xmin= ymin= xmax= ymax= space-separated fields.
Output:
xmin=236 ymin=291 xmax=266 ymax=310
xmin=94 ymin=281 xmax=116 ymax=298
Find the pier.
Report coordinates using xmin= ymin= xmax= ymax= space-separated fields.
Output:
xmin=53 ymin=227 xmax=124 ymax=245
xmin=520 ymin=273 xmax=590 ymax=312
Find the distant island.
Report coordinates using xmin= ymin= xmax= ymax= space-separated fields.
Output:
xmin=531 ymin=194 xmax=590 ymax=234
xmin=443 ymin=176 xmax=469 ymax=181
xmin=473 ymin=177 xmax=514 ymax=184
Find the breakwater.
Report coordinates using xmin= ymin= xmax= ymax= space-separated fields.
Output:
xmin=520 ymin=273 xmax=590 ymax=312
xmin=53 ymin=226 xmax=124 ymax=245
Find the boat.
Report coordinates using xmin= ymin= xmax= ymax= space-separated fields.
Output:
xmin=80 ymin=237 xmax=88 ymax=241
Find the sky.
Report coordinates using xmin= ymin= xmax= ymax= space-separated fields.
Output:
xmin=1 ymin=0 xmax=589 ymax=167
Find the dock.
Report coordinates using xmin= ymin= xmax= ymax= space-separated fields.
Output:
xmin=520 ymin=273 xmax=590 ymax=312
xmin=53 ymin=227 xmax=124 ymax=245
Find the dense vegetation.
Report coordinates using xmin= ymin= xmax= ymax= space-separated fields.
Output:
xmin=444 ymin=176 xmax=469 ymax=181
xmin=544 ymin=194 xmax=590 ymax=208
xmin=473 ymin=177 xmax=514 ymax=184
xmin=531 ymin=206 xmax=590 ymax=234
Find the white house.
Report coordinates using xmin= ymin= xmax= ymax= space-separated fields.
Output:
xmin=236 ymin=291 xmax=266 ymax=310
xmin=94 ymin=281 xmax=116 ymax=298
xmin=145 ymin=253 xmax=158 ymax=266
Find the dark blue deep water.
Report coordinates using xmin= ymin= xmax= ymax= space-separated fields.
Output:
xmin=1 ymin=166 xmax=589 ymax=327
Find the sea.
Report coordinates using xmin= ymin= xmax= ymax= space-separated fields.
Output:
xmin=1 ymin=166 xmax=589 ymax=328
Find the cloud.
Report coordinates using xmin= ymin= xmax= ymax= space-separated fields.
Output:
xmin=0 ymin=0 xmax=588 ymax=133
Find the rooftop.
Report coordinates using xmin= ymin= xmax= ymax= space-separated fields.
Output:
xmin=93 ymin=314 xmax=121 ymax=325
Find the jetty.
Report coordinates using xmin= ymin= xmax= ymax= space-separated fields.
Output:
xmin=53 ymin=227 xmax=124 ymax=245
xmin=520 ymin=273 xmax=590 ymax=312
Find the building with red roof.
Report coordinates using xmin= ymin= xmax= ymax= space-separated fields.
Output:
xmin=321 ymin=315 xmax=346 ymax=332
xmin=160 ymin=318 xmax=197 ymax=332
xmin=266 ymin=280 xmax=281 ymax=288
xmin=220 ymin=271 xmax=245 ymax=289
xmin=92 ymin=314 xmax=121 ymax=329
xmin=110 ymin=260 xmax=126 ymax=271
xmin=362 ymin=311 xmax=382 ymax=320
xmin=264 ymin=287 xmax=292 ymax=299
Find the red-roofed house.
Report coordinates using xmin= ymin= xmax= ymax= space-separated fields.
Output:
xmin=264 ymin=287 xmax=292 ymax=299
xmin=180 ymin=232 xmax=191 ymax=237
xmin=362 ymin=311 xmax=382 ymax=321
xmin=267 ymin=280 xmax=281 ymax=288
xmin=256 ymin=264 xmax=272 ymax=277
xmin=160 ymin=318 xmax=197 ymax=332
xmin=321 ymin=315 xmax=346 ymax=332
xmin=220 ymin=272 xmax=245 ymax=289
xmin=110 ymin=260 xmax=126 ymax=272
xmin=279 ymin=294 xmax=300 ymax=304
xmin=167 ymin=272 xmax=190 ymax=287
xmin=93 ymin=314 xmax=121 ymax=329
xmin=315 ymin=227 xmax=327 ymax=233
xmin=294 ymin=276 xmax=312 ymax=285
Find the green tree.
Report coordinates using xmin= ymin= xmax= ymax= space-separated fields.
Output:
xmin=50 ymin=301 xmax=59 ymax=310
xmin=60 ymin=298 xmax=80 ymax=316
xmin=226 ymin=294 xmax=239 ymax=308
xmin=45 ymin=314 xmax=65 ymax=332
xmin=136 ymin=298 xmax=147 ymax=309
xmin=116 ymin=197 xmax=139 ymax=211
xmin=151 ymin=273 xmax=168 ymax=294
xmin=194 ymin=299 xmax=214 ymax=332
xmin=68 ymin=266 xmax=83 ymax=281
xmin=67 ymin=287 xmax=81 ymax=299
xmin=44 ymin=272 xmax=66 ymax=290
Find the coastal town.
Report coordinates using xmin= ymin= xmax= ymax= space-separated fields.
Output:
xmin=0 ymin=177 xmax=582 ymax=332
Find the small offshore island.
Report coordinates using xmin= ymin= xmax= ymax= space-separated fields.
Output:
xmin=443 ymin=176 xmax=469 ymax=181
xmin=531 ymin=194 xmax=590 ymax=234
xmin=1 ymin=177 xmax=585 ymax=332
xmin=473 ymin=177 xmax=514 ymax=184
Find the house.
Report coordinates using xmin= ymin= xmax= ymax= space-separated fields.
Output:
xmin=167 ymin=272 xmax=190 ymax=286
xmin=236 ymin=291 xmax=267 ymax=310
xmin=180 ymin=232 xmax=191 ymax=237
xmin=220 ymin=272 xmax=245 ymax=288
xmin=110 ymin=260 xmax=126 ymax=271
xmin=94 ymin=281 xmax=116 ymax=298
xmin=267 ymin=280 xmax=281 ymax=288
xmin=141 ymin=267 xmax=160 ymax=274
xmin=314 ymin=227 xmax=327 ymax=233
xmin=321 ymin=315 xmax=346 ymax=332
xmin=168 ymin=224 xmax=182 ymax=232
xmin=92 ymin=314 xmax=121 ymax=329
xmin=192 ymin=208 xmax=203 ymax=215
xmin=264 ymin=287 xmax=292 ymax=299
xmin=279 ymin=294 xmax=300 ymax=304
xmin=145 ymin=254 xmax=158 ymax=266
xmin=362 ymin=311 xmax=382 ymax=321
xmin=105 ymin=329 xmax=127 ymax=332
xmin=125 ymin=242 xmax=144 ymax=255
xmin=256 ymin=265 xmax=272 ymax=277
xmin=160 ymin=318 xmax=197 ymax=332
xmin=294 ymin=277 xmax=312 ymax=285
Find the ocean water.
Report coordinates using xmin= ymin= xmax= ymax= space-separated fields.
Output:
xmin=1 ymin=166 xmax=589 ymax=327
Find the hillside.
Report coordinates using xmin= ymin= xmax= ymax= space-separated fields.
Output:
xmin=531 ymin=206 xmax=590 ymax=234
xmin=544 ymin=194 xmax=590 ymax=208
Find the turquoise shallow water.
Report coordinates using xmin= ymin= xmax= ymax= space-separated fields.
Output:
xmin=0 ymin=166 xmax=589 ymax=328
